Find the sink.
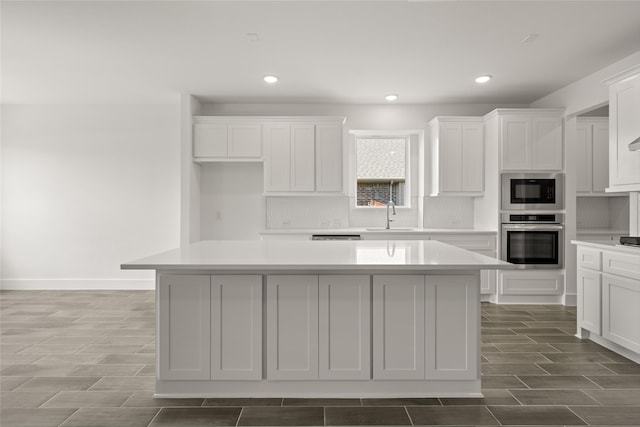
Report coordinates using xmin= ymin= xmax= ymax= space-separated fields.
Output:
xmin=365 ymin=228 xmax=416 ymax=232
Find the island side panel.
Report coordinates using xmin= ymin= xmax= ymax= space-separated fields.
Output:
xmin=425 ymin=274 xmax=480 ymax=380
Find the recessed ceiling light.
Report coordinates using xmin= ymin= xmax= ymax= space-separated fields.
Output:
xmin=264 ymin=75 xmax=278 ymax=84
xmin=385 ymin=94 xmax=398 ymax=101
xmin=475 ymin=75 xmax=492 ymax=84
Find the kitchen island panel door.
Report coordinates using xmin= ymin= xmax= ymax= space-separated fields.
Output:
xmin=211 ymin=275 xmax=262 ymax=380
xmin=158 ymin=275 xmax=211 ymax=380
xmin=319 ymin=275 xmax=370 ymax=380
xmin=602 ymin=273 xmax=640 ymax=354
xmin=425 ymin=275 xmax=479 ymax=380
xmin=267 ymin=275 xmax=319 ymax=380
xmin=373 ymin=275 xmax=425 ymax=380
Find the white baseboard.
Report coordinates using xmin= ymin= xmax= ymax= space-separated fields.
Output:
xmin=0 ymin=278 xmax=154 ymax=290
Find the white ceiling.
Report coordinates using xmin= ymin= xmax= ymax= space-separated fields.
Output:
xmin=2 ymin=0 xmax=640 ymax=105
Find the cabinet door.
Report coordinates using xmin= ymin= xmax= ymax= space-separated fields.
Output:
xmin=461 ymin=122 xmax=484 ymax=192
xmin=211 ymin=275 xmax=262 ymax=380
xmin=290 ymin=124 xmax=316 ymax=192
xmin=602 ymin=273 xmax=640 ymax=353
xmin=373 ymin=275 xmax=425 ymax=380
xmin=440 ymin=123 xmax=463 ymax=192
xmin=319 ymin=275 xmax=370 ymax=380
xmin=531 ymin=117 xmax=563 ymax=170
xmin=267 ymin=275 xmax=319 ymax=380
xmin=591 ymin=122 xmax=610 ymax=193
xmin=577 ymin=268 xmax=602 ymax=335
xmin=264 ymin=123 xmax=291 ymax=192
xmin=609 ymin=75 xmax=640 ymax=187
xmin=228 ymin=123 xmax=262 ymax=158
xmin=315 ymin=123 xmax=343 ymax=192
xmin=501 ymin=116 xmax=530 ymax=170
xmin=425 ymin=275 xmax=479 ymax=380
xmin=575 ymin=122 xmax=592 ymax=193
xmin=193 ymin=124 xmax=227 ymax=158
xmin=158 ymin=275 xmax=211 ymax=380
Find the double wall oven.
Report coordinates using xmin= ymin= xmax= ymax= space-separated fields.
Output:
xmin=500 ymin=173 xmax=565 ymax=269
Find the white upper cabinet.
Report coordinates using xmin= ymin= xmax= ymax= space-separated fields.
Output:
xmin=576 ymin=118 xmax=609 ymax=195
xmin=193 ymin=117 xmax=262 ymax=161
xmin=429 ymin=117 xmax=484 ymax=196
xmin=496 ymin=110 xmax=564 ymax=171
xmin=315 ymin=123 xmax=344 ymax=192
xmin=264 ymin=117 xmax=345 ymax=194
xmin=290 ymin=124 xmax=316 ymax=192
xmin=605 ymin=67 xmax=640 ymax=192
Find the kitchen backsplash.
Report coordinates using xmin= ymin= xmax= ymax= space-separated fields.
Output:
xmin=423 ymin=197 xmax=475 ymax=229
xmin=576 ymin=196 xmax=629 ymax=230
xmin=266 ymin=197 xmax=350 ymax=229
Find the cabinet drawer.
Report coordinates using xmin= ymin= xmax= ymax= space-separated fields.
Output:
xmin=603 ymin=251 xmax=640 ymax=280
xmin=577 ymin=247 xmax=602 ymax=271
xmin=429 ymin=234 xmax=496 ymax=252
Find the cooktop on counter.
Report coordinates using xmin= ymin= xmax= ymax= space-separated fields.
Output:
xmin=620 ymin=236 xmax=640 ymax=247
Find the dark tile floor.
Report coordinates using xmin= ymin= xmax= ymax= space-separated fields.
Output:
xmin=1 ymin=290 xmax=639 ymax=426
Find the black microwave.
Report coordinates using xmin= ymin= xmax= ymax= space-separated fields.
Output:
xmin=501 ymin=173 xmax=564 ymax=211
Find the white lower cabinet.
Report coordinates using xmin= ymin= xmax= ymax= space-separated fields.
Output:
xmin=158 ymin=274 xmax=262 ymax=381
xmin=425 ymin=275 xmax=479 ymax=380
xmin=577 ymin=268 xmax=602 ymax=335
xmin=266 ymin=275 xmax=319 ymax=380
xmin=266 ymin=274 xmax=371 ymax=380
xmin=575 ymin=243 xmax=640 ymax=361
xmin=602 ymin=273 xmax=640 ymax=353
xmin=373 ymin=275 xmax=425 ymax=380
xmin=211 ymin=275 xmax=262 ymax=380
xmin=372 ymin=274 xmax=479 ymax=381
xmin=318 ymin=275 xmax=371 ymax=380
xmin=158 ymin=275 xmax=211 ymax=380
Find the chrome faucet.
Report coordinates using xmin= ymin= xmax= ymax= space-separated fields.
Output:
xmin=385 ymin=200 xmax=396 ymax=229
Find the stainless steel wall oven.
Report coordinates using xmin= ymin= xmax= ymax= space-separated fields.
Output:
xmin=501 ymin=213 xmax=564 ymax=269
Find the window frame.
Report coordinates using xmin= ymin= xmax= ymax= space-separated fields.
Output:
xmin=349 ymin=129 xmax=422 ymax=211
xmin=354 ymin=134 xmax=410 ymax=208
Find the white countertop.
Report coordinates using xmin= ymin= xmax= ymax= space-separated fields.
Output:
xmin=571 ymin=239 xmax=640 ymax=255
xmin=260 ymin=228 xmax=497 ymax=235
xmin=122 ymin=239 xmax=513 ymax=272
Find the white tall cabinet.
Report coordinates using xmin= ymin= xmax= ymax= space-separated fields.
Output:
xmin=429 ymin=117 xmax=484 ymax=196
xmin=576 ymin=118 xmax=609 ymax=194
xmin=604 ymin=66 xmax=640 ymax=192
xmin=494 ymin=110 xmax=564 ymax=171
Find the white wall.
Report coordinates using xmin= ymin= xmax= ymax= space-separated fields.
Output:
xmin=532 ymin=51 xmax=640 ymax=116
xmin=200 ymin=163 xmax=264 ymax=239
xmin=1 ymin=104 xmax=180 ymax=289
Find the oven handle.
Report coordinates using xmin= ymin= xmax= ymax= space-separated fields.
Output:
xmin=502 ymin=224 xmax=564 ymax=231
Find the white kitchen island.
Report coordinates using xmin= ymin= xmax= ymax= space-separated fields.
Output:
xmin=122 ymin=239 xmax=514 ymax=398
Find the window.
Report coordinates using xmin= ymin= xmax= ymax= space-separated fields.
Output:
xmin=355 ymin=136 xmax=409 ymax=207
